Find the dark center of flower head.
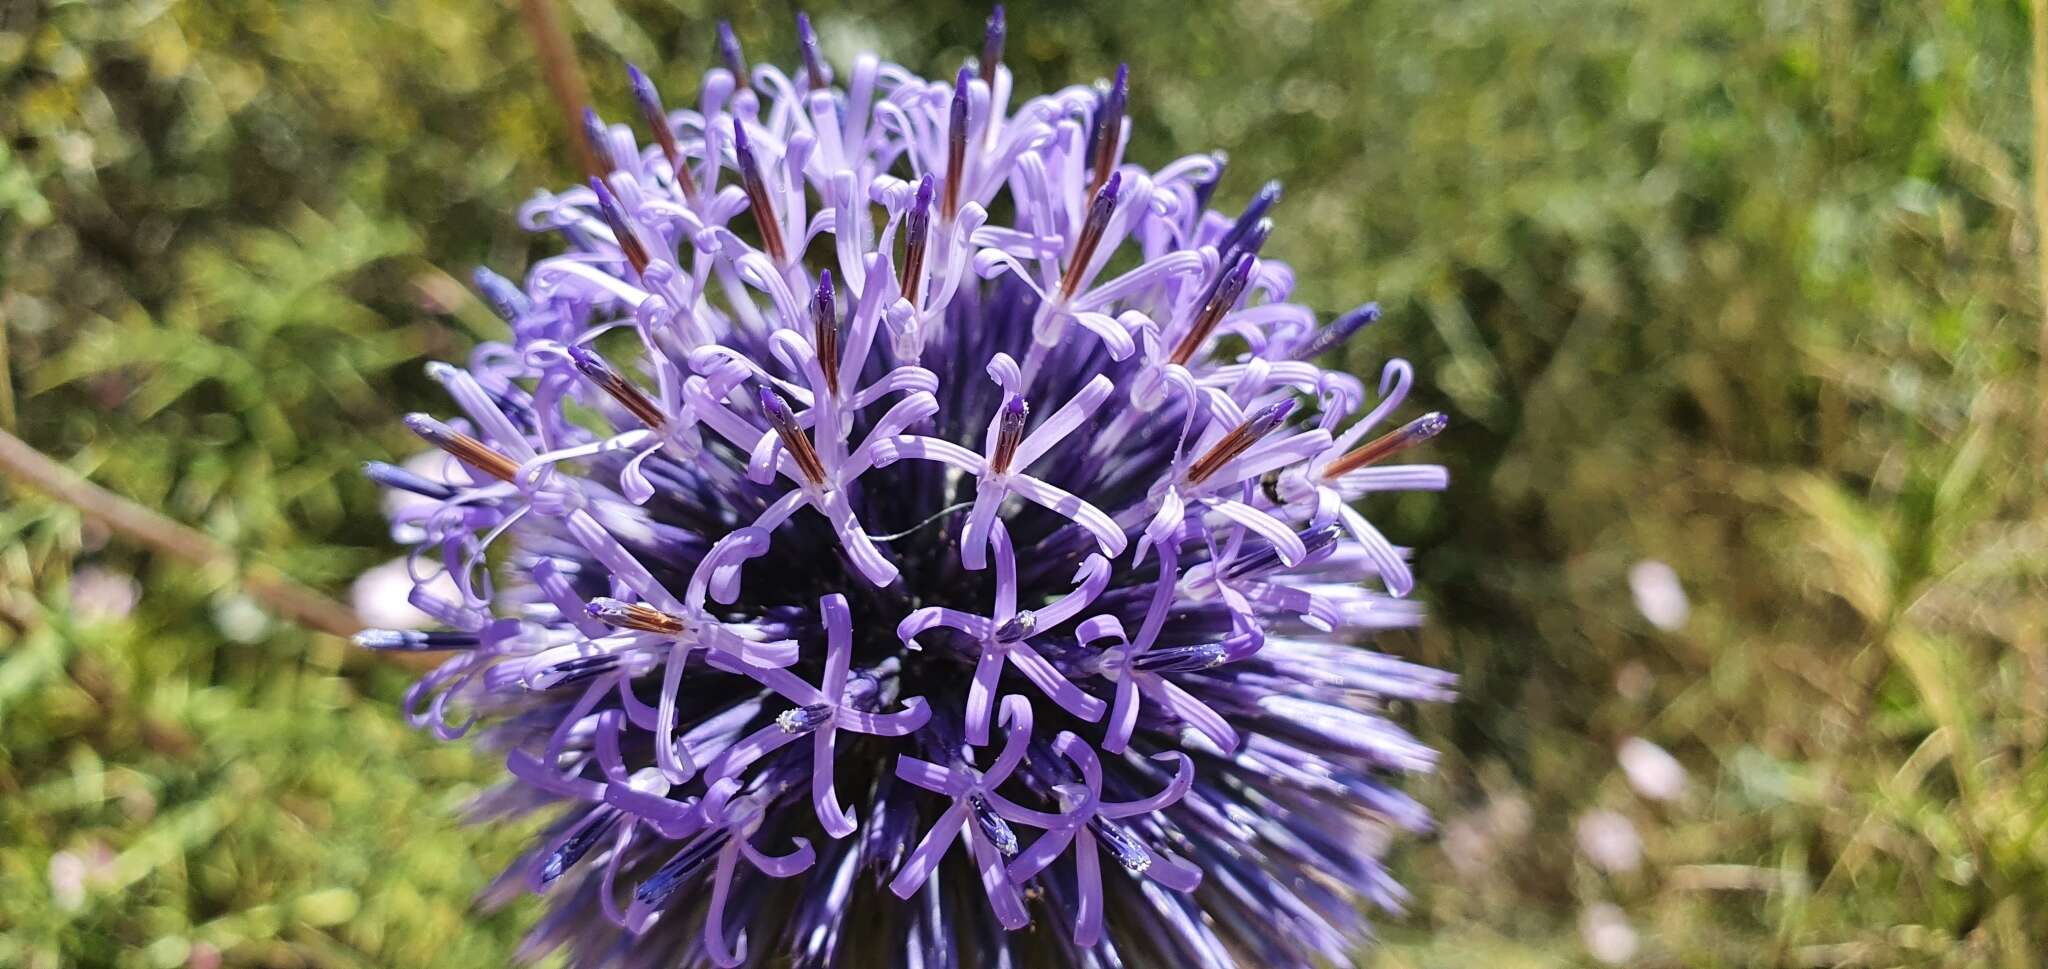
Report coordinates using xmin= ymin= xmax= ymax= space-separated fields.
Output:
xmin=362 ymin=12 xmax=1454 ymax=969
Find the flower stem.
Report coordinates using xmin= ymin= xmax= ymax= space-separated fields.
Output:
xmin=518 ymin=0 xmax=603 ymax=181
xmin=0 ymin=428 xmax=362 ymax=638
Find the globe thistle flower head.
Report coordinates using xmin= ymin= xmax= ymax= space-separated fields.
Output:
xmin=361 ymin=11 xmax=1454 ymax=967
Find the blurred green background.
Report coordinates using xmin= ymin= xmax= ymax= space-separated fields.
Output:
xmin=4 ymin=0 xmax=2045 ymax=965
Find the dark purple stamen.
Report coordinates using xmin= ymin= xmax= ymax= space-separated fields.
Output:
xmin=992 ymin=609 xmax=1036 ymax=643
xmin=902 ymin=174 xmax=935 ymax=308
xmin=777 ymin=702 xmax=834 ymax=735
xmin=796 ymin=13 xmax=831 ymax=90
xmin=1292 ymin=302 xmax=1380 ymax=361
xmin=980 ymin=5 xmax=1006 ymax=79
xmin=1323 ymin=412 xmax=1449 ymax=478
xmin=943 ymin=67 xmax=971 ymax=221
xmin=533 ymin=653 xmax=622 ymax=690
xmin=635 ymin=830 xmax=729 ymax=906
xmin=586 ymin=597 xmax=687 ymax=634
xmin=970 ymin=793 xmax=1018 ymax=856
xmin=717 ymin=21 xmax=749 ymax=91
xmin=1088 ymin=816 xmax=1152 ymax=875
xmin=990 ymin=394 xmax=1028 ymax=474
xmin=627 ymin=64 xmax=701 ymax=204
xmin=351 ymin=628 xmax=480 ymax=651
xmin=1186 ymin=398 xmax=1294 ymax=485
xmin=1215 ymin=179 xmax=1282 ymax=258
xmin=1087 ymin=64 xmax=1128 ymax=198
xmin=1223 ymin=523 xmax=1344 ymax=581
xmin=568 ymin=344 xmax=667 ymax=429
xmin=1132 ymin=642 xmax=1228 ymax=674
xmin=588 ymin=177 xmax=651 ymax=276
xmin=1168 ymin=250 xmax=1254 ymax=366
xmin=759 ymin=387 xmax=829 ymax=486
xmin=732 ymin=120 xmax=789 ymax=265
xmin=537 ymin=810 xmax=619 ymax=887
xmin=471 ymin=267 xmax=531 ymax=324
xmin=812 ymin=270 xmax=841 ymax=395
xmin=1058 ymin=171 xmax=1121 ymax=300
xmin=1232 ymin=217 xmax=1274 ymax=261
xmin=404 ymin=413 xmax=520 ymax=483
xmin=363 ymin=461 xmax=455 ymax=501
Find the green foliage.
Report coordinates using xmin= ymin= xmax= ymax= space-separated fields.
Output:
xmin=2 ymin=0 xmax=2043 ymax=965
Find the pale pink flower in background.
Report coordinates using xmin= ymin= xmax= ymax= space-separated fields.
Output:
xmin=1627 ymin=559 xmax=1689 ymax=631
xmin=1575 ymin=809 xmax=1642 ymax=874
xmin=47 ymin=851 xmax=86 ymax=911
xmin=68 ymin=566 xmax=141 ymax=624
xmin=1619 ymin=736 xmax=1687 ymax=802
xmin=1579 ymin=901 xmax=1639 ymax=964
xmin=351 ymin=558 xmax=459 ymax=630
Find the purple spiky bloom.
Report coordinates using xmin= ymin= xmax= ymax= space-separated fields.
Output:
xmin=358 ymin=12 xmax=1453 ymax=967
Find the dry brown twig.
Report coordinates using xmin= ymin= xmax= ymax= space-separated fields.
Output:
xmin=0 ymin=428 xmax=363 ymax=638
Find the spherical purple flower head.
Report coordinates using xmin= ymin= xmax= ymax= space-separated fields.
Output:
xmin=360 ymin=10 xmax=1455 ymax=967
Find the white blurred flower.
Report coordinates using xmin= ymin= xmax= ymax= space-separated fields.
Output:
xmin=1619 ymin=737 xmax=1687 ymax=802
xmin=1579 ymin=902 xmax=1638 ymax=964
xmin=1441 ymin=816 xmax=1495 ymax=881
xmin=69 ymin=566 xmax=140 ymax=624
xmin=351 ymin=557 xmax=459 ymax=630
xmin=1575 ymin=809 xmax=1642 ymax=874
xmin=1628 ymin=560 xmax=1689 ymax=631
xmin=47 ymin=851 xmax=86 ymax=911
xmin=212 ymin=594 xmax=271 ymax=644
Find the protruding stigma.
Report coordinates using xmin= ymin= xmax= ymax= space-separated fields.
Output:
xmin=811 ymin=270 xmax=840 ymax=395
xmin=758 ymin=387 xmax=829 ymax=486
xmin=718 ymin=21 xmax=749 ymax=91
xmin=1087 ymin=63 xmax=1128 ymax=199
xmin=581 ymin=108 xmax=612 ymax=174
xmin=980 ymin=5 xmax=1006 ymax=79
xmin=1186 ymin=217 xmax=1269 ymax=323
xmin=796 ymin=13 xmax=831 ymax=90
xmin=567 ymin=344 xmax=667 ymax=429
xmin=1216 ymin=179 xmax=1281 ymax=257
xmin=352 ymin=628 xmax=480 ymax=651
xmin=902 ymin=174 xmax=935 ymax=309
xmin=1168 ymin=250 xmax=1254 ymax=366
xmin=989 ymin=394 xmax=1028 ymax=474
xmin=404 ymin=413 xmax=520 ymax=483
xmin=363 ymin=460 xmax=455 ymax=500
xmin=731 ymin=120 xmax=789 ymax=265
xmin=588 ymin=176 xmax=651 ymax=275
xmin=627 ymin=64 xmax=701 ymax=204
xmin=586 ymin=597 xmax=687 ymax=635
xmin=1322 ymin=412 xmax=1448 ymax=479
xmin=1186 ymin=398 xmax=1294 ymax=485
xmin=943 ymin=66 xmax=971 ymax=221
xmin=472 ymin=267 xmax=530 ymax=324
xmin=1058 ymin=171 xmax=1121 ymax=300
xmin=1291 ymin=302 xmax=1379 ymax=361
